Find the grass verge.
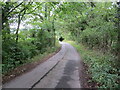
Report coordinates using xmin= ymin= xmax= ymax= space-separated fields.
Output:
xmin=67 ymin=41 xmax=120 ymax=88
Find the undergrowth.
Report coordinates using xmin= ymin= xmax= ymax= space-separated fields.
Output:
xmin=2 ymin=41 xmax=61 ymax=75
xmin=68 ymin=41 xmax=120 ymax=88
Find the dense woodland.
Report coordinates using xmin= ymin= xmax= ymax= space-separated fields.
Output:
xmin=1 ymin=1 xmax=120 ymax=88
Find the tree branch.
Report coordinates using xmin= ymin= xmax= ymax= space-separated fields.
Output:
xmin=6 ymin=2 xmax=23 ymax=17
xmin=90 ymin=2 xmax=96 ymax=7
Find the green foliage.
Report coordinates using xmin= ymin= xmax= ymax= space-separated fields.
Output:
xmin=69 ymin=41 xmax=120 ymax=88
xmin=56 ymin=2 xmax=118 ymax=55
xmin=2 ymin=2 xmax=59 ymax=75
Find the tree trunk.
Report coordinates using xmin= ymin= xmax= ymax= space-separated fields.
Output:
xmin=15 ymin=9 xmax=26 ymax=43
xmin=116 ymin=1 xmax=120 ymax=67
xmin=52 ymin=18 xmax=55 ymax=46
xmin=0 ymin=7 xmax=2 ymax=33
xmin=15 ymin=13 xmax=21 ymax=43
xmin=45 ymin=3 xmax=47 ymax=19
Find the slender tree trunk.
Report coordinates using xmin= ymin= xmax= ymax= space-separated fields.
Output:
xmin=15 ymin=9 xmax=26 ymax=43
xmin=117 ymin=1 xmax=120 ymax=65
xmin=45 ymin=3 xmax=47 ymax=19
xmin=52 ymin=17 xmax=55 ymax=46
xmin=15 ymin=14 xmax=21 ymax=43
xmin=0 ymin=7 xmax=2 ymax=33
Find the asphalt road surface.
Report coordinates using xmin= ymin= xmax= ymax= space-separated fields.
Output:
xmin=3 ymin=42 xmax=81 ymax=89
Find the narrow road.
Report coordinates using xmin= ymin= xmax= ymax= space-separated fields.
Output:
xmin=3 ymin=42 xmax=81 ymax=88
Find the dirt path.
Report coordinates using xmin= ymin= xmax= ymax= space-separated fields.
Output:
xmin=3 ymin=42 xmax=81 ymax=88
